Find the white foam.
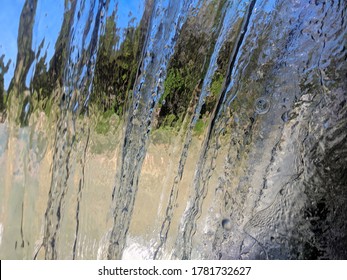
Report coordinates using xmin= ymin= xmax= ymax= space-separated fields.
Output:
xmin=122 ymin=237 xmax=152 ymax=260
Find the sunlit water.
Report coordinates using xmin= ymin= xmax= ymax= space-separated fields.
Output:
xmin=0 ymin=0 xmax=346 ymax=259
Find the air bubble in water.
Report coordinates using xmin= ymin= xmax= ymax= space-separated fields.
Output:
xmin=255 ymin=97 xmax=270 ymax=114
xmin=222 ymin=218 xmax=232 ymax=230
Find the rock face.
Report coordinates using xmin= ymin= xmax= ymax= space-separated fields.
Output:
xmin=0 ymin=0 xmax=346 ymax=260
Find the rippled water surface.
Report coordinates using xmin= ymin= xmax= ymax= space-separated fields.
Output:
xmin=0 ymin=0 xmax=346 ymax=259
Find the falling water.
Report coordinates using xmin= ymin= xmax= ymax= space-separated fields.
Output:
xmin=0 ymin=0 xmax=346 ymax=260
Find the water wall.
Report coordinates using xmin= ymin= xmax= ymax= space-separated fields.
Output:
xmin=0 ymin=0 xmax=346 ymax=260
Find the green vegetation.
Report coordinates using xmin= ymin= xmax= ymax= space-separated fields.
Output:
xmin=91 ymin=14 xmax=145 ymax=116
xmin=94 ymin=109 xmax=118 ymax=135
xmin=43 ymin=96 xmax=54 ymax=118
xmin=157 ymin=26 xmax=211 ymax=129
xmin=151 ymin=126 xmax=178 ymax=145
xmin=193 ymin=118 xmax=207 ymax=136
xmin=32 ymin=55 xmax=55 ymax=102
xmin=0 ymin=55 xmax=10 ymax=113
xmin=153 ymin=0 xmax=234 ymax=131
xmin=159 ymin=68 xmax=185 ymax=106
xmin=161 ymin=113 xmax=177 ymax=127
xmin=2 ymin=0 xmax=234 ymax=140
xmin=155 ymin=0 xmax=234 ymax=137
xmin=210 ymin=73 xmax=224 ymax=97
xmin=202 ymin=72 xmax=224 ymax=115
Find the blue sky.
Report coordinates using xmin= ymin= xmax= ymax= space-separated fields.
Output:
xmin=0 ymin=0 xmax=24 ymax=89
xmin=116 ymin=0 xmax=144 ymax=28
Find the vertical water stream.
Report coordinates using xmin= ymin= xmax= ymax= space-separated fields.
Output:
xmin=0 ymin=0 xmax=346 ymax=259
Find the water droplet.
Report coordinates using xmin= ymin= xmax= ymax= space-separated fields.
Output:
xmin=255 ymin=97 xmax=270 ymax=114
xmin=281 ymin=111 xmax=289 ymax=122
xmin=221 ymin=218 xmax=232 ymax=230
